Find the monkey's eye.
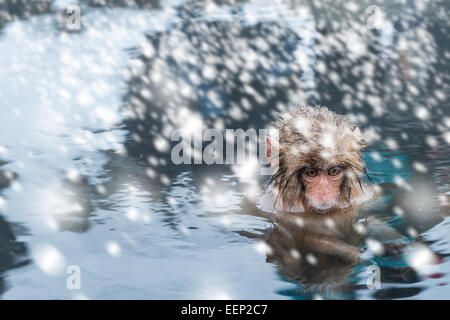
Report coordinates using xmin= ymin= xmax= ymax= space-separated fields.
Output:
xmin=328 ymin=167 xmax=342 ymax=176
xmin=305 ymin=168 xmax=319 ymax=178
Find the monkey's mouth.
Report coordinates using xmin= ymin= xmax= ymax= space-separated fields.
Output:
xmin=312 ymin=203 xmax=335 ymax=212
xmin=306 ymin=196 xmax=338 ymax=212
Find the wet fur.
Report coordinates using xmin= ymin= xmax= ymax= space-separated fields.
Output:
xmin=265 ymin=105 xmax=372 ymax=213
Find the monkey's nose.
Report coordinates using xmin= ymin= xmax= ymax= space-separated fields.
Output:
xmin=318 ymin=192 xmax=335 ymax=202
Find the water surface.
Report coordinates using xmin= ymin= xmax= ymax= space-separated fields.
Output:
xmin=0 ymin=0 xmax=448 ymax=299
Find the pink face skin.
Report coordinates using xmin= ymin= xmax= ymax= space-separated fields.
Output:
xmin=302 ymin=166 xmax=345 ymax=211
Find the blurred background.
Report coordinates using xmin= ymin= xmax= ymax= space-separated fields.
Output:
xmin=0 ymin=0 xmax=448 ymax=299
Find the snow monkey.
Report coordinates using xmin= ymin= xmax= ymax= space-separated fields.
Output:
xmin=260 ymin=105 xmax=373 ymax=214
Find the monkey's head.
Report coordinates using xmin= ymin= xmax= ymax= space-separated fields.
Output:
xmin=265 ymin=105 xmax=371 ymax=214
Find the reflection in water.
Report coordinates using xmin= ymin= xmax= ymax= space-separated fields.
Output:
xmin=0 ymin=0 xmax=448 ymax=299
xmin=0 ymin=165 xmax=29 ymax=296
xmin=266 ymin=208 xmax=363 ymax=298
xmin=263 ymin=199 xmax=443 ymax=299
xmin=123 ymin=10 xmax=308 ymax=168
xmin=0 ymin=0 xmax=52 ymax=29
xmin=0 ymin=215 xmax=29 ymax=295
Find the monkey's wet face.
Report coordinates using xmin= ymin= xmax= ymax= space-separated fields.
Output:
xmin=301 ymin=165 xmax=346 ymax=211
xmin=263 ymin=105 xmax=372 ymax=214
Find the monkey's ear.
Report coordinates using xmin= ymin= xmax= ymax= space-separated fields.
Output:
xmin=353 ymin=127 xmax=368 ymax=148
xmin=266 ymin=136 xmax=279 ymax=162
xmin=353 ymin=127 xmax=363 ymax=141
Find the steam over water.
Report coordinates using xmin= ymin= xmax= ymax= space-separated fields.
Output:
xmin=0 ymin=0 xmax=448 ymax=299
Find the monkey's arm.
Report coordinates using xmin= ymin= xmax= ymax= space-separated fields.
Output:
xmin=364 ymin=216 xmax=411 ymax=255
